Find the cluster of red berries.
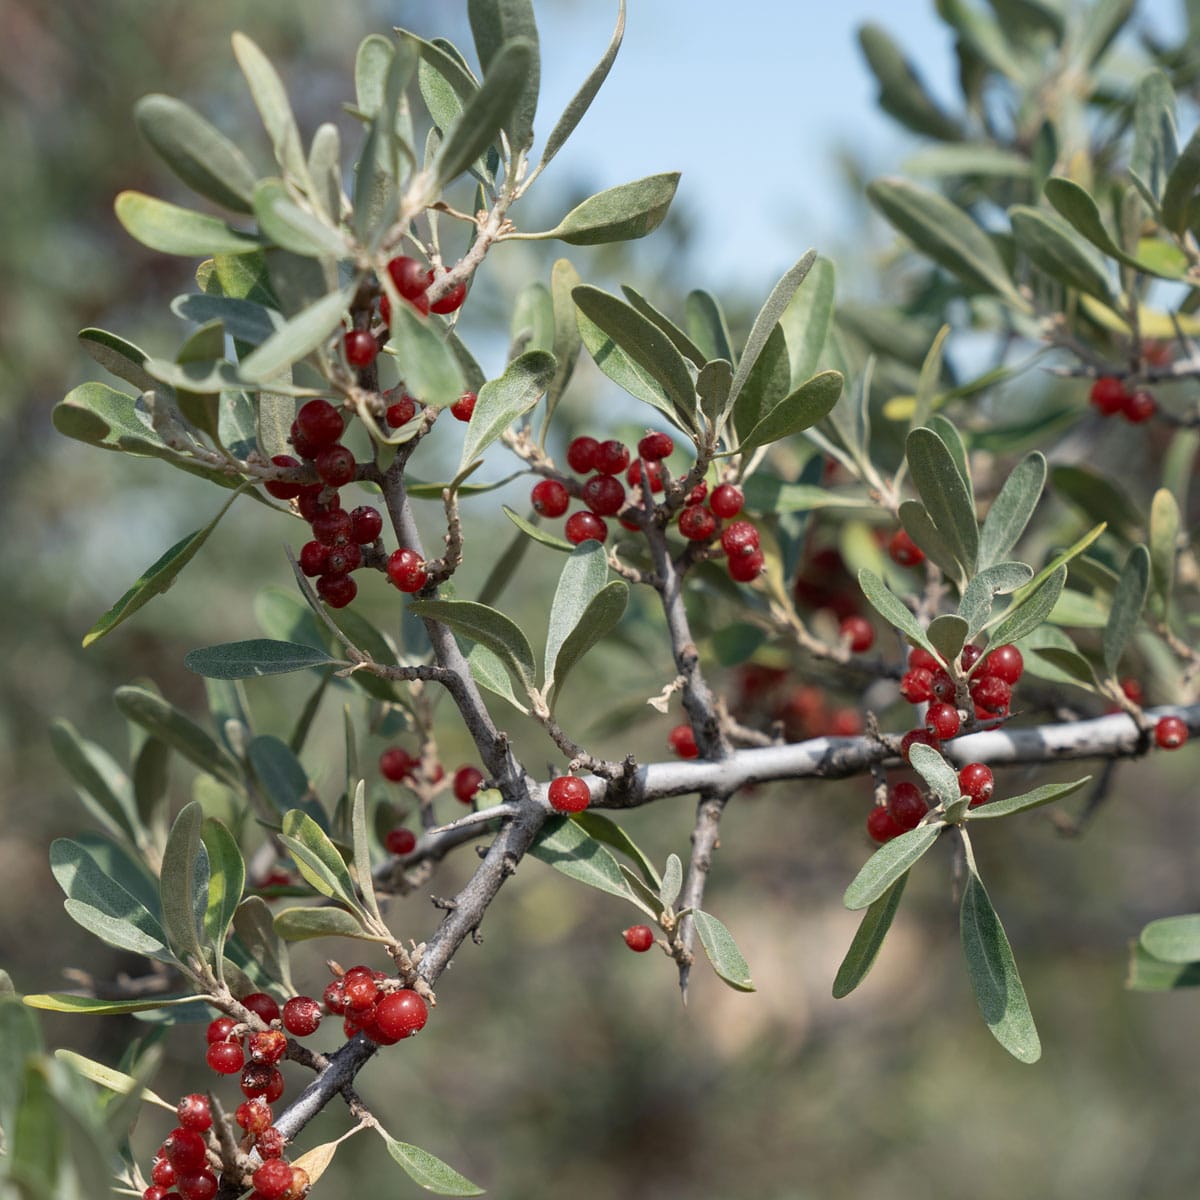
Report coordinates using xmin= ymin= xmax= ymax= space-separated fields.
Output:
xmin=867 ymin=761 xmax=996 ymax=843
xmin=265 ymin=399 xmax=379 ymax=610
xmin=378 ymin=750 xmax=484 ymax=851
xmin=378 ymin=255 xmax=468 ymax=323
xmin=679 ymin=480 xmax=767 ymax=584
xmin=143 ymin=1095 xmax=221 ymax=1200
xmin=727 ymin=666 xmax=865 ymax=743
xmin=322 ymin=965 xmax=429 ymax=1045
xmin=898 ymin=643 xmax=1023 ymax=746
xmin=1089 ymin=376 xmax=1158 ymax=423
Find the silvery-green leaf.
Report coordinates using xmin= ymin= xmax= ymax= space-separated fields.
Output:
xmin=1102 ymin=544 xmax=1150 ymax=676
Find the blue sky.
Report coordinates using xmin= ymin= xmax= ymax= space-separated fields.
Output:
xmin=517 ymin=1 xmax=1186 ymax=289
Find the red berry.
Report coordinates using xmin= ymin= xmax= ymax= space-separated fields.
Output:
xmin=727 ymin=549 xmax=765 ymax=582
xmin=236 ymin=1097 xmax=273 ymax=1134
xmin=960 ymin=643 xmax=984 ymax=671
xmin=206 ymin=1016 xmax=238 ymax=1045
xmin=566 ymin=436 xmax=599 ymax=474
xmin=958 ymin=762 xmax=995 ymax=806
xmin=626 ymin=458 xmax=665 ymax=493
xmin=593 ymin=439 xmax=630 ymax=475
xmin=249 ymin=1029 xmax=287 ymax=1065
xmin=322 ymin=980 xmax=347 ymax=1015
xmin=298 ymin=541 xmax=329 ymax=578
xmin=252 ymin=1159 xmax=294 ymax=1200
xmin=242 ymin=993 xmax=281 ymax=1025
xmin=925 ymin=702 xmax=961 ymax=740
xmin=152 ymin=1158 xmax=176 ymax=1188
xmin=453 ymin=765 xmax=484 ymax=804
xmin=316 ymin=573 xmax=357 ymax=608
xmin=386 ymin=547 xmax=428 ymax=592
xmin=888 ymin=529 xmax=925 ymax=568
xmin=900 ymin=728 xmax=941 ymax=762
xmin=379 ymin=747 xmax=416 ymax=782
xmin=311 ymin=508 xmax=352 ymax=547
xmin=428 ymin=270 xmax=468 ymax=314
xmin=867 ymin=805 xmax=904 ymax=844
xmin=667 ymin=724 xmax=699 ymax=759
xmin=265 ymin=455 xmax=304 ymax=501
xmin=296 ymin=483 xmax=339 ymax=523
xmin=720 ymin=520 xmax=760 ymax=557
xmin=623 ymin=925 xmax=655 ymax=952
xmin=385 ymin=826 xmax=417 ymax=856
xmin=350 ymin=505 xmax=383 ymax=544
xmin=582 ymin=473 xmax=626 ymax=515
xmin=888 ymin=782 xmax=929 ymax=830
xmin=295 ymin=399 xmax=345 ymax=449
xmin=637 ymin=431 xmax=674 ymax=460
xmin=176 ymin=1094 xmax=212 ymax=1133
xmin=981 ymin=644 xmax=1023 ymax=684
xmin=144 ymin=1188 xmax=169 ymax=1200
xmin=547 ymin=776 xmax=590 ymax=813
xmin=531 ymin=479 xmax=569 ymax=517
xmin=1122 ymin=388 xmax=1157 ymax=423
xmin=1155 ymin=715 xmax=1188 ymax=749
xmin=343 ymin=329 xmax=378 ymax=368
xmin=385 ymin=395 xmax=417 ymax=427
xmin=163 ymin=1128 xmax=207 ymax=1174
xmin=314 ymin=444 xmax=356 ymax=488
xmin=206 ymin=1041 xmax=244 ymax=1075
xmin=290 ymin=420 xmax=321 ymax=461
xmin=450 ymin=391 xmax=477 ymax=421
xmin=709 ymin=484 xmax=744 ymax=519
xmin=908 ymin=647 xmax=941 ymax=672
xmin=373 ymin=989 xmax=429 ymax=1041
xmin=1089 ymin=376 xmax=1128 ymax=415
xmin=828 ymin=707 xmax=863 ymax=737
xmin=386 ymin=255 xmax=430 ymax=299
xmin=971 ymin=675 xmax=1012 ymax=714
xmin=565 ymin=511 xmax=607 ymax=544
xmin=839 ymin=615 xmax=874 ymax=653
xmin=177 ymin=1172 xmax=218 ymax=1200
xmin=257 ymin=1127 xmax=287 ymax=1159
xmin=686 ymin=481 xmax=708 ymax=506
xmin=930 ymin=669 xmax=956 ymax=703
xmin=282 ymin=996 xmax=322 ymax=1038
xmin=899 ymin=668 xmax=934 ymax=704
xmin=1120 ymin=677 xmax=1144 ymax=704
xmin=678 ymin=504 xmax=716 ymax=541
xmin=240 ymin=1064 xmax=284 ymax=1102
xmin=342 ymin=971 xmax=378 ymax=1011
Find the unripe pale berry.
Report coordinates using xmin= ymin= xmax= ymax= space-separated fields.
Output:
xmin=709 ymin=484 xmax=744 ymax=519
xmin=1155 ymin=715 xmax=1188 ymax=749
xmin=547 ymin=776 xmax=590 ymax=813
xmin=623 ymin=925 xmax=655 ymax=952
xmin=531 ymin=479 xmax=569 ymax=517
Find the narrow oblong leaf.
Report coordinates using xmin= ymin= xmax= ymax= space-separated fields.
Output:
xmin=466 ymin=642 xmax=530 ymax=714
xmin=54 ymin=1050 xmax=171 ymax=1110
xmin=986 ymin=562 xmax=1066 ymax=646
xmin=252 ymin=179 xmax=351 ymax=259
xmin=866 ymin=177 xmax=1028 ymax=309
xmin=906 ymin=426 xmax=978 ymax=574
xmin=460 ymin=350 xmax=555 ymax=470
xmin=539 ymin=0 xmax=625 ymax=170
xmin=115 ymin=191 xmax=260 ymax=257
xmin=1162 ymin=123 xmax=1200 ymax=234
xmin=907 ymin=742 xmax=961 ymax=807
xmin=857 ymin=568 xmax=937 ymax=657
xmin=501 ymin=505 xmax=574 ymax=551
xmin=1149 ymin=487 xmax=1179 ymax=614
xmin=858 ymin=24 xmax=963 ymax=141
xmin=200 ymin=818 xmax=244 ymax=976
xmin=926 ymin=614 xmax=969 ymax=666
xmin=280 ymin=809 xmax=362 ymax=912
xmin=231 ymin=32 xmax=309 ymax=186
xmin=685 ymin=289 xmax=734 ymax=363
xmin=409 ymin=601 xmax=535 ymax=689
xmin=832 ymin=872 xmax=908 ymax=998
xmin=185 ymin=640 xmax=341 ymax=680
xmin=572 ymin=811 xmax=661 ymax=888
xmin=1127 ymin=942 xmax=1200 ymax=990
xmin=78 ymin=327 xmax=160 ymax=394
xmin=966 ymin=775 xmax=1090 ymax=820
xmin=274 ymin=907 xmax=382 ymax=942
xmin=384 ymin=1137 xmax=485 ymax=1197
xmin=575 ymin=306 xmax=679 ymax=428
xmin=239 ymin=283 xmax=356 ymax=382
xmin=133 ymin=94 xmax=257 ymax=213
xmin=1011 ymin=522 xmax=1106 ymax=607
xmin=844 ymin=824 xmax=942 ymax=910
xmin=779 ymin=255 xmax=835 ymax=386
xmin=528 ymin=816 xmax=636 ymax=903
xmin=385 ymin=302 xmax=466 ymax=410
xmin=660 ymin=854 xmax=682 ymax=910
xmin=535 ymin=172 xmax=680 ymax=245
xmin=350 ymin=780 xmax=381 ymax=925
xmin=1140 ymin=914 xmax=1200 ymax=964
xmin=550 ymin=582 xmax=628 ymax=701
xmin=23 ymin=992 xmax=200 ymax=1015
xmin=1103 ymin=544 xmax=1151 ymax=676
xmin=544 ymin=541 xmax=608 ymax=685
xmin=1044 ymin=177 xmax=1175 ymax=276
xmin=960 ymin=870 xmax=1041 ymax=1062
xmin=159 ymin=801 xmax=208 ymax=972
xmin=1009 ymin=205 xmax=1114 ymax=300
xmin=977 ymin=451 xmax=1046 ymax=569
xmin=49 ymin=722 xmax=139 ymax=846
xmin=959 ymin=562 xmax=1035 ymax=637
xmin=467 ymin=0 xmax=540 ymax=153
xmin=1131 ymin=67 xmax=1177 ymax=200
xmin=1051 ymin=464 xmax=1140 ymax=535
xmin=735 ymin=370 xmax=843 ymax=456
xmin=114 ymin=686 xmax=242 ymax=788
xmin=232 ymin=896 xmax=294 ymax=993
xmin=692 ymin=909 xmax=755 ymax=992
xmin=899 ymin=499 xmax=964 ymax=582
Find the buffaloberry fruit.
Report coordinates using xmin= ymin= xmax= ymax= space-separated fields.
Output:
xmin=623 ymin=925 xmax=655 ymax=952
xmin=296 ymin=483 xmax=339 ymax=523
xmin=1155 ymin=715 xmax=1188 ymax=749
xmin=427 ymin=271 xmax=467 ymax=314
xmin=265 ymin=455 xmax=304 ymax=501
xmin=981 ymin=644 xmax=1023 ymax=684
xmin=206 ymin=1042 xmax=244 ymax=1075
xmin=566 ymin=436 xmax=599 ymax=474
xmin=316 ymin=573 xmax=357 ymax=608
xmin=839 ymin=615 xmax=874 ymax=654
xmin=908 ymin=647 xmax=941 ymax=672
xmin=531 ymin=479 xmax=570 ymax=517
xmin=379 ymin=747 xmax=416 ymax=782
xmin=242 ymin=993 xmax=281 ymax=1025
xmin=720 ymin=520 xmax=759 ymax=557
xmin=298 ymin=541 xmax=329 ymax=578
xmin=593 ymin=439 xmax=630 ymax=475
xmin=177 ymin=1172 xmax=218 ymax=1200
xmin=256 ymin=1127 xmax=286 ymax=1159
xmin=1089 ymin=376 xmax=1127 ymax=415
xmin=252 ymin=1159 xmax=294 ymax=1200
xmin=727 ymin=549 xmax=765 ymax=582
xmin=637 ymin=431 xmax=674 ymax=460
xmin=240 ymin=1064 xmax=284 ymax=1102
xmin=1120 ymin=677 xmax=1144 ymax=704
xmin=547 ymin=776 xmax=590 ymax=813
xmin=374 ymin=990 xmax=428 ymax=1041
xmin=900 ymin=728 xmax=940 ymax=762
xmin=971 ymin=675 xmax=1012 ymax=714
xmin=626 ymin=458 xmax=665 ymax=493
xmin=930 ymin=670 xmax=956 ymax=703
xmin=236 ymin=1097 xmax=273 ymax=1133
xmin=385 ymin=255 xmax=430 ymax=301
xmin=350 ymin=505 xmax=383 ymax=544
xmin=343 ymin=330 xmax=378 ymax=368
xmin=385 ymin=827 xmax=417 ymax=856
xmin=322 ymin=979 xmax=347 ymax=1015
xmin=867 ymin=805 xmax=903 ymax=844
xmin=453 ymin=765 xmax=484 ymax=804
xmin=888 ymin=782 xmax=928 ymax=830
xmin=294 ymin=399 xmax=344 ymax=449
xmin=958 ymin=762 xmax=995 ymax=806
xmin=163 ymin=1128 xmax=207 ymax=1174
xmin=709 ymin=484 xmax=744 ymax=519
xmin=386 ymin=547 xmax=428 ymax=592
xmin=206 ymin=1016 xmax=238 ymax=1044
xmin=385 ymin=395 xmax=417 ymax=427
xmin=582 ymin=473 xmax=626 ymax=515
xmin=1123 ymin=388 xmax=1157 ymax=423
xmin=667 ymin=724 xmax=699 ymax=758
xmin=450 ymin=391 xmax=477 ymax=421
xmin=565 ymin=511 xmax=607 ymax=544
xmin=311 ymin=508 xmax=352 ymax=547
xmin=315 ymin=444 xmax=356 ymax=488
xmin=899 ymin=668 xmax=934 ymax=704
xmin=925 ymin=702 xmax=961 ymax=740
xmin=678 ymin=505 xmax=716 ymax=541
xmin=177 ymin=1094 xmax=212 ymax=1133
xmin=686 ymin=481 xmax=708 ymax=506
xmin=282 ymin=996 xmax=321 ymax=1038
xmin=249 ymin=1029 xmax=287 ymax=1065
xmin=152 ymin=1159 xmax=176 ymax=1189
xmin=888 ymin=529 xmax=925 ymax=568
